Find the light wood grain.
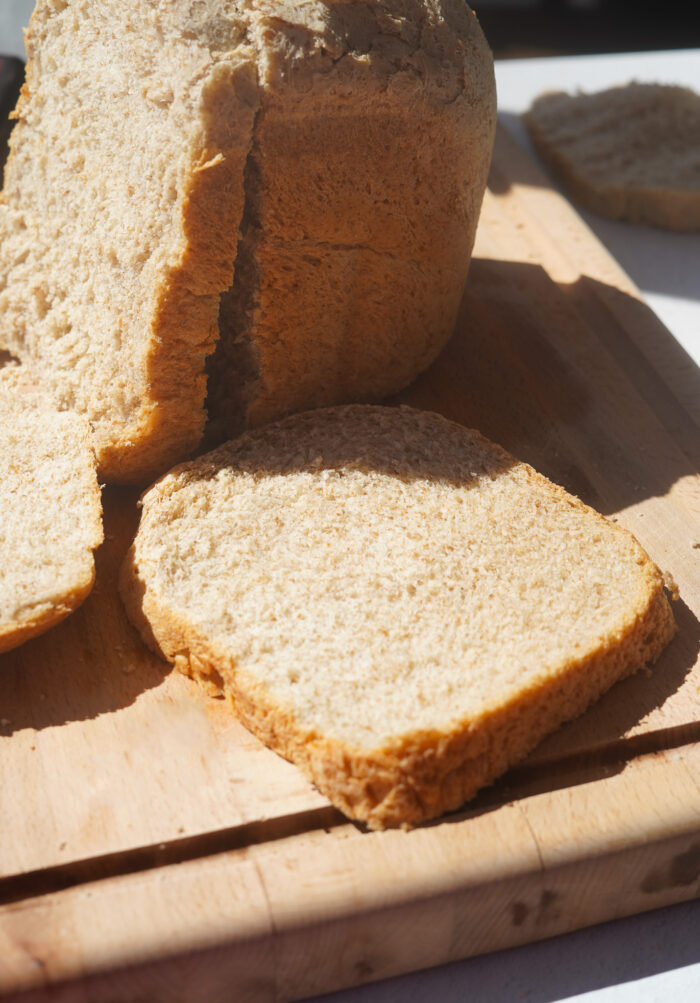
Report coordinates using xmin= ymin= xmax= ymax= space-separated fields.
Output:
xmin=2 ymin=746 xmax=700 ymax=1002
xmin=0 ymin=124 xmax=698 ymax=1000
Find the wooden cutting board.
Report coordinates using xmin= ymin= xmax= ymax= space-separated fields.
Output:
xmin=1 ymin=125 xmax=699 ymax=1003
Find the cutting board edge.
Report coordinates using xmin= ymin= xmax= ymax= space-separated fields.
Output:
xmin=2 ymin=742 xmax=700 ymax=1002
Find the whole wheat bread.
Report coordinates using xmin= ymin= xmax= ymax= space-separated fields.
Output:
xmin=120 ymin=405 xmax=675 ymax=829
xmin=0 ymin=0 xmax=496 ymax=483
xmin=0 ymin=367 xmax=103 ymax=654
xmin=525 ymin=82 xmax=700 ymax=230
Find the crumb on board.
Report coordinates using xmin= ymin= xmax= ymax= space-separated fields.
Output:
xmin=662 ymin=571 xmax=680 ymax=600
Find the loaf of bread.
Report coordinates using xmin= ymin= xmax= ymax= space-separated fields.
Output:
xmin=120 ymin=405 xmax=676 ymax=829
xmin=0 ymin=0 xmax=496 ymax=483
xmin=0 ymin=367 xmax=103 ymax=654
xmin=525 ymin=82 xmax=700 ymax=230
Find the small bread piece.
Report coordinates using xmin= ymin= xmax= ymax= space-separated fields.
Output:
xmin=120 ymin=405 xmax=675 ymax=828
xmin=0 ymin=370 xmax=103 ymax=654
xmin=525 ymin=83 xmax=700 ymax=230
xmin=0 ymin=0 xmax=495 ymax=482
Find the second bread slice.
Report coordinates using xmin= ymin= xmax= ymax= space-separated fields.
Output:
xmin=120 ymin=405 xmax=676 ymax=828
xmin=525 ymin=82 xmax=700 ymax=230
xmin=0 ymin=370 xmax=103 ymax=654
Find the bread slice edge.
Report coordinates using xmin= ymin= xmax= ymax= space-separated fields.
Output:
xmin=524 ymin=84 xmax=700 ymax=231
xmin=0 ymin=378 xmax=104 ymax=654
xmin=119 ymin=435 xmax=676 ymax=829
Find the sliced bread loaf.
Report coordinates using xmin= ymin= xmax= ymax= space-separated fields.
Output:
xmin=525 ymin=82 xmax=700 ymax=230
xmin=120 ymin=405 xmax=675 ymax=829
xmin=0 ymin=368 xmax=103 ymax=654
xmin=0 ymin=0 xmax=496 ymax=483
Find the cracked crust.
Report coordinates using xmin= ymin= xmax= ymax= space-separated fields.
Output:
xmin=0 ymin=0 xmax=495 ymax=482
xmin=206 ymin=0 xmax=497 ymax=441
xmin=120 ymin=405 xmax=677 ymax=829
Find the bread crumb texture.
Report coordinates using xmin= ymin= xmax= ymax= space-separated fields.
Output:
xmin=0 ymin=0 xmax=495 ymax=482
xmin=121 ymin=405 xmax=676 ymax=827
xmin=525 ymin=82 xmax=700 ymax=230
xmin=0 ymin=371 xmax=103 ymax=653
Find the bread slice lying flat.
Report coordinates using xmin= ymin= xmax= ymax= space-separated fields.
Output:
xmin=120 ymin=405 xmax=675 ymax=828
xmin=0 ymin=369 xmax=103 ymax=654
xmin=0 ymin=0 xmax=495 ymax=482
xmin=525 ymin=83 xmax=700 ymax=230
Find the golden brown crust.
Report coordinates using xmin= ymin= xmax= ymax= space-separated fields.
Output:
xmin=2 ymin=3 xmax=496 ymax=485
xmin=205 ymin=1 xmax=498 ymax=441
xmin=121 ymin=538 xmax=675 ymax=829
xmin=0 ymin=568 xmax=96 ymax=655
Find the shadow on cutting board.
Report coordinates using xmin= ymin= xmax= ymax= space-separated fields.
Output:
xmin=392 ymin=254 xmax=700 ymax=802
xmin=0 ymin=488 xmax=170 ymax=735
xmin=395 ymin=256 xmax=700 ymax=516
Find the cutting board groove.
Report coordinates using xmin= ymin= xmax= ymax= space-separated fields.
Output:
xmin=4 ymin=717 xmax=700 ymax=915
xmin=0 ymin=805 xmax=344 ymax=909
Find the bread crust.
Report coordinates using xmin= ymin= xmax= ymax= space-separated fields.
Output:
xmin=0 ymin=574 xmax=97 ymax=655
xmin=207 ymin=0 xmax=497 ymax=439
xmin=0 ymin=1 xmax=496 ymax=483
xmin=120 ymin=405 xmax=676 ymax=829
xmin=125 ymin=585 xmax=671 ymax=830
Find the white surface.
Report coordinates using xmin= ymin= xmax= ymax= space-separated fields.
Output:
xmin=1 ymin=10 xmax=698 ymax=1002
xmin=0 ymin=0 xmax=32 ymax=59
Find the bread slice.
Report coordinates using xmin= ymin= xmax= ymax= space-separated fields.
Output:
xmin=0 ymin=1 xmax=496 ymax=483
xmin=120 ymin=405 xmax=676 ymax=828
xmin=0 ymin=367 xmax=103 ymax=654
xmin=525 ymin=83 xmax=700 ymax=230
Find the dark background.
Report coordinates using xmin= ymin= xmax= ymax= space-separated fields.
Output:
xmin=2 ymin=0 xmax=699 ymax=169
xmin=478 ymin=0 xmax=700 ymax=59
